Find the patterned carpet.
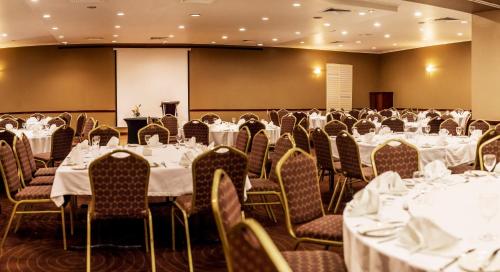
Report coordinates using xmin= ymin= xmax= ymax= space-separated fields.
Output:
xmin=0 ymin=178 xmax=349 ymax=272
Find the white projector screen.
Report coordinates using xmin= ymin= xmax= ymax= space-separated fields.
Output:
xmin=116 ymin=48 xmax=189 ymax=127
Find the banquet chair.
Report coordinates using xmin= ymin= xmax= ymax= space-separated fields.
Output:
xmin=74 ymin=113 xmax=87 ymax=140
xmin=478 ymin=135 xmax=500 ymax=171
xmin=401 ymin=112 xmax=418 ymax=122
xmin=379 ymin=109 xmax=393 ymax=118
xmin=239 ymin=112 xmax=259 ymax=121
xmin=353 ymin=119 xmax=375 ymax=135
xmin=13 ymin=137 xmax=55 ymax=187
xmin=88 ymin=125 xmax=121 ymax=146
xmin=292 ymin=111 xmax=308 ymax=129
xmin=366 ymin=113 xmax=383 ymax=122
xmin=496 ymin=124 xmax=500 ymax=134
xmin=469 ymin=119 xmax=491 ymax=134
xmin=172 ymin=146 xmax=248 ymax=272
xmin=277 ymin=148 xmax=343 ymax=249
xmin=292 ymin=125 xmax=310 ymax=154
xmin=247 ymin=130 xmax=269 ymax=178
xmin=308 ymin=108 xmax=321 ymax=115
xmin=381 ymin=117 xmax=404 ymax=132
xmin=183 ymin=120 xmax=209 ymax=145
xmin=239 ymin=119 xmax=266 ymax=151
xmin=0 ymin=140 xmax=68 ymax=251
xmin=439 ymin=119 xmax=460 ymax=135
xmin=160 ymin=114 xmax=178 ymax=143
xmin=0 ymin=118 xmax=18 ymax=129
xmin=471 ymin=129 xmax=500 ymax=170
xmin=327 ymin=111 xmax=343 ymax=122
xmin=298 ymin=116 xmax=309 ymax=130
xmin=21 ymin=133 xmax=57 ymax=177
xmin=440 ymin=113 xmax=453 ymax=120
xmin=324 ymin=120 xmax=347 ymax=137
xmin=329 ymin=131 xmax=373 ymax=212
xmin=138 ymin=124 xmax=170 ymax=145
xmin=16 ymin=118 xmax=26 ymax=129
xmin=426 ymin=110 xmax=440 ymax=119
xmin=59 ymin=112 xmax=72 ymax=126
xmin=342 ymin=116 xmax=357 ymax=134
xmin=348 ymin=109 xmax=360 ymax=119
xmin=87 ymin=150 xmax=156 ymax=272
xmin=428 ymin=117 xmax=444 ymax=134
xmin=371 ymin=139 xmax=420 ymax=178
xmin=280 ymin=114 xmax=296 ymax=135
xmin=48 ymin=117 xmax=66 ymax=127
xmin=245 ymin=134 xmax=294 ymax=222
xmin=234 ymin=126 xmax=251 ymax=153
xmin=0 ymin=114 xmax=14 ymax=119
xmin=82 ymin=117 xmax=97 ymax=142
xmin=311 ymin=128 xmax=341 ymax=192
xmin=277 ymin=109 xmax=289 ymax=125
xmin=34 ymin=126 xmax=75 ymax=167
xmin=269 ymin=110 xmax=280 ymax=126
xmin=30 ymin=113 xmax=45 ymax=121
xmin=201 ymin=113 xmax=220 ymax=124
xmin=0 ymin=130 xmax=16 ymax=147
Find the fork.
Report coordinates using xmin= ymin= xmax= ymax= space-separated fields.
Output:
xmin=438 ymin=248 xmax=476 ymax=272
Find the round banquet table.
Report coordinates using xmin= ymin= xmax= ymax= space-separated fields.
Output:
xmin=12 ymin=129 xmax=52 ymax=154
xmin=208 ymin=122 xmax=281 ymax=146
xmin=309 ymin=115 xmax=327 ymax=129
xmin=343 ymin=174 xmax=500 ymax=272
xmin=330 ymin=133 xmax=477 ymax=167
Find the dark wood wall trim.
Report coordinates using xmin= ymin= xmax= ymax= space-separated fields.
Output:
xmin=0 ymin=110 xmax=115 ymax=115
xmin=59 ymin=43 xmax=264 ymax=51
xmin=190 ymin=108 xmax=327 ymax=112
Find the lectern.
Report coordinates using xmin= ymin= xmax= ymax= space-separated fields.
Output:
xmin=161 ymin=101 xmax=180 ymax=116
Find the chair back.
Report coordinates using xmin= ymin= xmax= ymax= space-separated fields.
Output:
xmin=478 ymin=135 xmax=500 ymax=171
xmin=366 ymin=113 xmax=383 ymax=122
xmin=496 ymin=124 xmax=500 ymax=134
xmin=51 ymin=126 xmax=75 ymax=162
xmin=308 ymin=108 xmax=321 ymax=115
xmin=234 ymin=126 xmax=251 ymax=153
xmin=47 ymin=117 xmax=66 ymax=127
xmin=342 ymin=116 xmax=357 ymax=134
xmin=353 ymin=119 xmax=375 ymax=135
xmin=89 ymin=150 xmax=150 ymax=219
xmin=327 ymin=111 xmax=343 ymax=122
xmin=469 ymin=119 xmax=491 ymax=134
xmin=440 ymin=114 xmax=453 ymax=120
xmin=0 ymin=118 xmax=18 ymax=129
xmin=201 ymin=113 xmax=220 ymax=124
xmin=269 ymin=134 xmax=294 ymax=182
xmin=280 ymin=114 xmax=296 ymax=135
xmin=13 ymin=136 xmax=34 ymax=186
xmin=336 ymin=131 xmax=367 ymax=181
xmin=138 ymin=124 xmax=170 ymax=145
xmin=89 ymin=125 xmax=120 ymax=146
xmin=0 ymin=141 xmax=23 ymax=198
xmin=82 ymin=117 xmax=97 ymax=140
xmin=311 ymin=128 xmax=335 ymax=171
xmin=277 ymin=109 xmax=289 ymax=124
xmin=426 ymin=111 xmax=440 ymax=119
xmin=239 ymin=113 xmax=259 ymax=121
xmin=247 ymin=131 xmax=269 ymax=178
xmin=183 ymin=120 xmax=209 ymax=145
xmin=381 ymin=117 xmax=404 ymax=132
xmin=0 ymin=114 xmax=14 ymax=119
xmin=0 ymin=130 xmax=16 ymax=147
xmin=401 ymin=112 xmax=417 ymax=122
xmin=474 ymin=129 xmax=499 ymax=169
xmin=324 ymin=120 xmax=347 ymax=136
xmin=239 ymin=120 xmax=266 ymax=151
xmin=292 ymin=125 xmax=310 ymax=153
xmin=439 ymin=119 xmax=459 ymax=135
xmin=59 ymin=112 xmax=72 ymax=126
xmin=21 ymin=134 xmax=37 ymax=172
xmin=75 ymin=113 xmax=87 ymax=137
xmin=16 ymin=118 xmax=26 ymax=129
xmin=349 ymin=109 xmax=360 ymax=119
xmin=269 ymin=110 xmax=280 ymax=125
xmin=277 ymin=148 xmax=324 ymax=225
xmin=161 ymin=114 xmax=178 ymax=136
xmin=372 ymin=139 xmax=419 ymax=178
xmin=292 ymin=112 xmax=308 ymax=127
xmin=192 ymin=146 xmax=248 ymax=214
xmin=30 ymin=113 xmax=45 ymax=121
xmin=379 ymin=109 xmax=393 ymax=118
xmin=428 ymin=117 xmax=444 ymax=134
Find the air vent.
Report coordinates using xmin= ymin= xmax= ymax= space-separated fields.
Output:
xmin=322 ymin=7 xmax=351 ymax=13
xmin=150 ymin=36 xmax=169 ymax=40
xmin=434 ymin=17 xmax=459 ymax=22
xmin=85 ymin=37 xmax=104 ymax=41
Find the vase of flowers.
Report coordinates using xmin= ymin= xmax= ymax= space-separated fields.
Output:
xmin=132 ymin=104 xmax=141 ymax=117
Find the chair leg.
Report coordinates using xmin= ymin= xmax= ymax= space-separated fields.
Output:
xmin=181 ymin=211 xmax=193 ymax=272
xmin=148 ymin=211 xmax=156 ymax=272
xmin=86 ymin=212 xmax=91 ymax=272
xmin=14 ymin=204 xmax=26 ymax=233
xmin=144 ymin=218 xmax=150 ymax=252
xmin=328 ymin=176 xmax=344 ymax=211
xmin=171 ymin=206 xmax=176 ymax=251
xmin=293 ymin=241 xmax=301 ymax=250
xmin=334 ymin=178 xmax=349 ymax=214
xmin=260 ymin=195 xmax=274 ymax=222
xmin=60 ymin=207 xmax=67 ymax=250
xmin=329 ymin=171 xmax=335 ymax=192
xmin=319 ymin=169 xmax=325 ymax=183
xmin=0 ymin=202 xmax=19 ymax=252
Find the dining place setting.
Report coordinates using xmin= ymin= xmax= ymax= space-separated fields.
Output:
xmin=206 ymin=117 xmax=280 ymax=145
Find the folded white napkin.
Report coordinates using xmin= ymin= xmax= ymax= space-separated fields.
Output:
xmin=69 ymin=147 xmax=84 ymax=165
xmin=78 ymin=140 xmax=90 ymax=150
xmin=106 ymin=136 xmax=119 ymax=147
xmin=361 ymin=133 xmax=375 ymax=143
xmin=269 ymin=121 xmax=274 ymax=126
xmin=5 ymin=124 xmax=13 ymax=130
xmin=471 ymin=130 xmax=483 ymax=141
xmin=179 ymin=150 xmax=197 ymax=167
xmin=348 ymin=188 xmax=380 ymax=216
xmin=186 ymin=137 xmax=196 ymax=148
xmin=41 ymin=117 xmax=50 ymax=125
xmin=237 ymin=119 xmax=245 ymax=126
xmin=367 ymin=171 xmax=407 ymax=194
xmin=310 ymin=112 xmax=318 ymax=117
xmin=49 ymin=124 xmax=58 ymax=133
xmin=438 ymin=129 xmax=449 ymax=137
xmin=399 ymin=216 xmax=459 ymax=251
xmin=214 ymin=118 xmax=222 ymax=125
xmin=149 ymin=134 xmax=160 ymax=146
xmin=436 ymin=135 xmax=448 ymax=146
xmin=353 ymin=129 xmax=361 ymax=138
xmin=379 ymin=126 xmax=391 ymax=135
xmin=423 ymin=160 xmax=451 ymax=180
xmin=26 ymin=117 xmax=38 ymax=124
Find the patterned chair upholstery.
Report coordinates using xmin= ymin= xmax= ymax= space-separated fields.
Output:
xmin=59 ymin=112 xmax=72 ymax=126
xmin=292 ymin=112 xmax=308 ymax=130
xmin=311 ymin=128 xmax=340 ymax=192
xmin=0 ymin=118 xmax=18 ymax=129
xmin=172 ymin=146 xmax=248 ymax=271
xmin=324 ymin=120 xmax=347 ymax=137
xmin=201 ymin=113 xmax=220 ymax=124
xmin=308 ymin=108 xmax=321 ymax=115
xmin=277 ymin=109 xmax=289 ymax=125
xmin=35 ymin=126 xmax=75 ymax=167
xmin=47 ymin=117 xmax=66 ymax=127
xmin=496 ymin=124 xmax=500 ymax=134
xmin=0 ymin=140 xmax=68 ymax=251
xmin=298 ymin=117 xmax=309 ymax=130
xmin=13 ymin=137 xmax=54 ymax=187
xmin=74 ymin=113 xmax=87 ymax=139
xmin=0 ymin=114 xmax=14 ymax=119
xmin=381 ymin=117 xmax=404 ymax=132
xmin=30 ymin=113 xmax=45 ymax=121
xmin=21 ymin=133 xmax=57 ymax=177
xmin=469 ymin=119 xmax=491 ymax=134
xmin=379 ymin=109 xmax=393 ymax=118
xmin=440 ymin=119 xmax=460 ymax=135
xmin=269 ymin=110 xmax=280 ymax=126
xmin=87 ymin=150 xmax=156 ymax=271
xmin=292 ymin=125 xmax=310 ymax=154
xmin=82 ymin=117 xmax=97 ymax=141
xmin=349 ymin=109 xmax=360 ymax=119
xmin=372 ymin=139 xmax=419 ymax=178
xmin=277 ymin=148 xmax=343 ymax=249
xmin=428 ymin=117 xmax=444 ymax=134
xmin=16 ymin=118 xmax=26 ymax=129
xmin=183 ymin=120 xmax=209 ymax=145
xmin=353 ymin=119 xmax=375 ymax=135
xmin=342 ymin=116 xmax=357 ymax=134
xmin=426 ymin=111 xmax=440 ymax=119
xmin=478 ymin=135 xmax=500 ymax=171
xmin=247 ymin=130 xmax=269 ymax=178
xmin=89 ymin=125 xmax=121 ymax=146
xmin=440 ymin=114 xmax=453 ymax=120
xmin=0 ymin=130 xmax=16 ymax=147
xmin=239 ymin=120 xmax=266 ymax=151
xmin=327 ymin=111 xmax=343 ymax=122
xmin=401 ymin=112 xmax=418 ymax=122
xmin=161 ymin=114 xmax=178 ymax=143
xmin=239 ymin=112 xmax=259 ymax=121
xmin=234 ymin=126 xmax=251 ymax=153
xmin=280 ymin=114 xmax=296 ymax=135
xmin=138 ymin=124 xmax=170 ymax=145
xmin=366 ymin=113 xmax=383 ymax=122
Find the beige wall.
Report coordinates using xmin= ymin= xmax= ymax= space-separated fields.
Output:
xmin=379 ymin=42 xmax=471 ymax=110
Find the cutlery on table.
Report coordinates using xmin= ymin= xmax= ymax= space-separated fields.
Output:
xmin=480 ymin=247 xmax=500 ymax=272
xmin=438 ymin=248 xmax=476 ymax=272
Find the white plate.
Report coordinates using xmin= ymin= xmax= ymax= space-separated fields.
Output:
xmin=459 ymin=250 xmax=500 ymax=272
xmin=357 ymin=223 xmax=404 ymax=237
xmin=464 ymin=170 xmax=489 ymax=177
xmin=71 ymin=165 xmax=87 ymax=170
xmin=149 ymin=162 xmax=159 ymax=168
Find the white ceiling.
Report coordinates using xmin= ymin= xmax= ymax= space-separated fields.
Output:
xmin=0 ymin=0 xmax=471 ymax=53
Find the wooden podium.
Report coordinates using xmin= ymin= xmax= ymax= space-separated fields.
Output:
xmin=161 ymin=101 xmax=179 ymax=116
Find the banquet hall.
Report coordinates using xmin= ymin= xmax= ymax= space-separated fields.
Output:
xmin=1 ymin=0 xmax=500 ymax=271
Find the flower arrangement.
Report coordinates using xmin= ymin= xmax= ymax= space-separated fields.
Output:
xmin=132 ymin=104 xmax=141 ymax=117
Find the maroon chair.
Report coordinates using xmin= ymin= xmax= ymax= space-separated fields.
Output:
xmin=239 ymin=119 xmax=266 ymax=152
xmin=161 ymin=114 xmax=178 ymax=143
xmin=47 ymin=117 xmax=66 ymax=127
xmin=311 ymin=128 xmax=340 ymax=192
xmin=381 ymin=117 xmax=404 ymax=132
xmin=239 ymin=112 xmax=259 ymax=121
xmin=13 ymin=137 xmax=54 ymax=187
xmin=22 ymin=133 xmax=57 ymax=177
xmin=353 ymin=119 xmax=375 ymax=135
xmin=234 ymin=126 xmax=251 ymax=153
xmin=269 ymin=110 xmax=280 ymax=126
xmin=201 ymin=113 xmax=220 ymax=124
xmin=280 ymin=114 xmax=296 ymax=135
xmin=88 ymin=125 xmax=121 ymax=146
xmin=292 ymin=125 xmax=310 ymax=153
xmin=0 ymin=130 xmax=16 ymax=147
xmin=440 ymin=119 xmax=460 ymax=135
xmin=324 ymin=120 xmax=348 ymax=137
xmin=137 ymin=124 xmax=169 ymax=145
xmin=0 ymin=118 xmax=18 ymax=129
xmin=372 ymin=139 xmax=420 ymax=179
xmin=183 ymin=120 xmax=209 ymax=145
xmin=342 ymin=116 xmax=357 ymax=134
xmin=35 ymin=126 xmax=75 ymax=167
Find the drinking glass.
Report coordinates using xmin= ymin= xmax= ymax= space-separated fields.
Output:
xmin=92 ymin=135 xmax=100 ymax=147
xmin=412 ymin=171 xmax=425 ymax=182
xmin=478 ymin=193 xmax=498 ymax=241
xmin=175 ymin=134 xmax=182 ymax=148
xmin=424 ymin=125 xmax=431 ymax=135
xmin=232 ymin=117 xmax=236 ymax=124
xmin=456 ymin=127 xmax=463 ymax=137
xmin=352 ymin=127 xmax=359 ymax=137
xmin=483 ymin=154 xmax=497 ymax=173
xmin=374 ymin=117 xmax=378 ymax=123
xmin=144 ymin=135 xmax=151 ymax=146
xmin=469 ymin=125 xmax=476 ymax=136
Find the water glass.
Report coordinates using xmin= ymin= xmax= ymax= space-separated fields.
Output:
xmin=424 ymin=125 xmax=431 ymax=135
xmin=478 ymin=192 xmax=499 ymax=241
xmin=483 ymin=154 xmax=497 ymax=172
xmin=456 ymin=127 xmax=463 ymax=136
xmin=144 ymin=135 xmax=151 ymax=146
xmin=469 ymin=125 xmax=476 ymax=136
xmin=92 ymin=135 xmax=100 ymax=147
xmin=412 ymin=171 xmax=425 ymax=182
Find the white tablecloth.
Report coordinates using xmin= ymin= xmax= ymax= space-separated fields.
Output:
xmin=344 ymin=174 xmax=500 ymax=272
xmin=208 ymin=122 xmax=281 ymax=146
xmin=12 ymin=129 xmax=52 ymax=154
xmin=309 ymin=115 xmax=327 ymax=129
xmin=50 ymin=145 xmax=251 ymax=207
xmin=331 ymin=134 xmax=477 ymax=167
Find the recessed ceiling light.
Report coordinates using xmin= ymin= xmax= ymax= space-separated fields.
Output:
xmin=43 ymin=14 xmax=51 ymax=19
xmin=211 ymin=41 xmax=216 ymax=44
xmin=295 ymin=31 xmax=301 ymax=35
xmin=222 ymin=35 xmax=228 ymax=39
xmin=1 ymin=33 xmax=7 ymax=37
xmin=392 ymin=43 xmax=398 ymax=46
xmin=414 ymin=11 xmax=422 ymax=17
xmin=368 ymin=9 xmax=374 ymax=13
xmin=341 ymin=30 xmax=348 ymax=35
xmin=384 ymin=34 xmax=391 ymax=38
xmin=457 ymin=32 xmax=464 ymax=36
xmin=323 ymin=22 xmax=331 ymax=27
xmin=178 ymin=25 xmax=185 ymax=29
xmin=419 ymin=27 xmax=424 ymax=32
xmin=372 ymin=46 xmax=377 ymax=50
xmin=358 ymin=11 xmax=366 ymax=16
xmin=31 ymin=0 xmax=38 ymax=2
xmin=168 ymin=34 xmax=175 ymax=38
xmin=461 ymin=20 xmax=468 ymax=24
xmin=112 ymin=40 xmax=117 ymax=43
xmin=58 ymin=35 xmax=64 ymax=39
xmin=239 ymin=27 xmax=246 ymax=32
xmin=116 ymin=12 xmax=125 ymax=16
xmin=292 ymin=3 xmax=301 ymax=7
xmin=262 ymin=17 xmax=269 ymax=21
xmin=190 ymin=13 xmax=201 ymax=17
xmin=113 ymin=34 xmax=119 ymax=37
xmin=257 ymin=43 xmax=263 ymax=46
xmin=51 ymin=26 xmax=58 ymax=30
xmin=374 ymin=22 xmax=381 ymax=27
xmin=300 ymin=41 xmax=305 ymax=44
xmin=115 ymin=25 xmax=121 ymax=29
xmin=338 ymin=44 xmax=344 ymax=47
xmin=162 ymin=41 xmax=168 ymax=44
xmin=272 ymin=38 xmax=278 ymax=42
xmin=62 ymin=41 xmax=68 ymax=45
xmin=355 ymin=40 xmax=361 ymax=44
